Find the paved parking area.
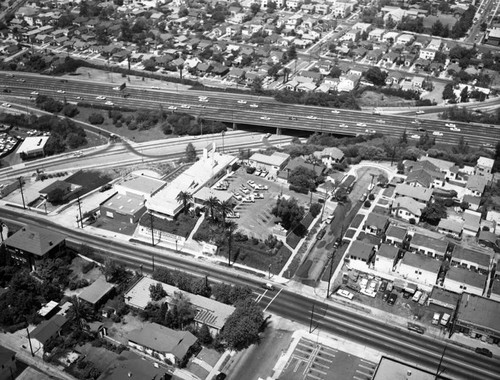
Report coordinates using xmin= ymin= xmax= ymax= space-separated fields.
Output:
xmin=281 ymin=338 xmax=377 ymax=380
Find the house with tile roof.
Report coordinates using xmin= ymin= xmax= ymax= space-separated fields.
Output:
xmin=465 ymin=175 xmax=488 ymax=197
xmin=313 ymin=147 xmax=344 ymax=169
xmin=374 ymin=243 xmax=399 ymax=274
xmin=5 ymin=225 xmax=66 ymax=271
xmin=127 ymin=322 xmax=197 ymax=366
xmin=397 ymin=252 xmax=440 ymax=286
xmin=409 ymin=232 xmax=448 ymax=260
xmin=30 ymin=314 xmax=68 ymax=356
xmin=462 ymin=210 xmax=482 ymax=237
xmin=437 ymin=219 xmax=463 ymax=239
xmin=444 ymin=267 xmax=486 ymax=296
xmin=385 ymin=224 xmax=407 ymax=247
xmin=391 ymin=196 xmax=425 ymax=223
xmin=394 ymin=183 xmax=432 ymax=203
xmin=451 ymin=245 xmax=491 ymax=274
xmin=364 ymin=213 xmax=389 ymax=236
xmin=346 ymin=240 xmax=376 ymax=270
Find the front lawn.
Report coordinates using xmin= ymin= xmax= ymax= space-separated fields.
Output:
xmin=139 ymin=212 xmax=199 ymax=239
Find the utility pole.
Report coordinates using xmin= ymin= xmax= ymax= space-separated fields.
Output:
xmin=150 ymin=212 xmax=155 ymax=272
xmin=309 ymin=303 xmax=316 ymax=333
xmin=268 ymin=264 xmax=272 ymax=279
xmin=18 ymin=177 xmax=26 ymax=209
xmin=26 ymin=326 xmax=34 ymax=357
xmin=327 ymin=252 xmax=335 ymax=298
xmin=221 ymin=130 xmax=225 ymax=153
xmin=76 ymin=196 xmax=83 ymax=228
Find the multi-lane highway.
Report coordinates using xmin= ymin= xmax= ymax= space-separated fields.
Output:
xmin=2 ymin=208 xmax=499 ymax=380
xmin=1 ymin=72 xmax=499 ymax=148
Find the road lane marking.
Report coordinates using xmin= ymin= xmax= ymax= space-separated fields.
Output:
xmin=263 ymin=288 xmax=283 ymax=312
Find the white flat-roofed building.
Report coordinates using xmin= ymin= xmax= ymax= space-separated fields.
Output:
xmin=248 ymin=151 xmax=290 ymax=174
xmin=146 ymin=144 xmax=237 ymax=219
xmin=397 ymin=252 xmax=440 ymax=286
xmin=100 ymin=192 xmax=146 ymax=224
xmin=475 ymin=156 xmax=494 ymax=177
xmin=451 ymin=245 xmax=491 ymax=273
xmin=193 ymin=187 xmax=233 ymax=206
xmin=115 ymin=173 xmax=165 ymax=198
xmin=125 ymin=277 xmax=235 ymax=334
xmin=372 ymin=356 xmax=439 ymax=380
xmin=444 ymin=267 xmax=486 ymax=296
xmin=17 ymin=136 xmax=50 ymax=158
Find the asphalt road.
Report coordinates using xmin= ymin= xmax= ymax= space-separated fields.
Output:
xmin=1 ymin=72 xmax=499 ymax=148
xmin=2 ymin=208 xmax=499 ymax=380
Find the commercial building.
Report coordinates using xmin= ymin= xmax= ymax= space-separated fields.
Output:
xmin=346 ymin=241 xmax=376 ymax=270
xmin=450 ymin=246 xmax=491 ymax=274
xmin=100 ymin=192 xmax=146 ymax=224
xmin=443 ymin=267 xmax=486 ymax=296
xmin=396 ymin=252 xmax=440 ymax=287
xmin=17 ymin=136 xmax=50 ymax=159
xmin=248 ymin=151 xmax=290 ymax=175
xmin=372 ymin=356 xmax=453 ymax=380
xmin=374 ymin=243 xmax=399 ymax=274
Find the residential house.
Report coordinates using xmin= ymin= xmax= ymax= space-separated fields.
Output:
xmin=452 ymin=293 xmax=500 ymax=344
xmin=366 ymin=49 xmax=384 ymax=63
xmin=427 ymin=38 xmax=442 ymax=51
xmin=438 ymin=219 xmax=463 ymax=239
xmin=351 ymin=23 xmax=372 ymax=34
xmin=248 ymin=152 xmax=290 ymax=175
xmin=394 ymin=183 xmax=432 ymax=203
xmin=462 ymin=194 xmax=481 ymax=211
xmin=364 ymin=213 xmax=389 ymax=236
xmin=5 ymin=225 xmax=66 ymax=271
xmin=419 ymin=48 xmax=436 ymax=60
xmin=419 ymin=156 xmax=459 ymax=181
xmin=396 ymin=33 xmax=414 ymax=45
xmin=475 ymin=156 xmax=494 ymax=177
xmin=30 ymin=314 xmax=68 ymax=356
xmin=397 ymin=252 xmax=440 ymax=286
xmin=127 ymin=323 xmax=197 ymax=366
xmin=375 ymin=243 xmax=399 ymax=273
xmin=279 ymin=157 xmax=325 ymax=182
xmin=368 ymin=28 xmax=385 ymax=42
xmin=78 ymin=277 xmax=115 ymax=310
xmin=409 ymin=232 xmax=448 ymax=260
xmin=465 ymin=175 xmax=488 ymax=197
xmin=0 ymin=346 xmax=16 ymax=380
xmin=385 ymin=224 xmax=407 ymax=247
xmin=382 ymin=31 xmax=399 ymax=43
xmin=337 ymin=74 xmax=360 ymax=92
xmin=405 ymin=168 xmax=445 ymax=188
xmin=315 ymin=3 xmax=330 ymax=15
xmin=391 ymin=196 xmax=425 ymax=223
xmin=342 ymin=30 xmax=360 ymax=42
xmin=478 ymin=230 xmax=498 ymax=250
xmin=411 ymin=76 xmax=425 ymax=89
xmin=462 ymin=210 xmax=481 ymax=237
xmin=490 ymin=279 xmax=500 ymax=302
xmin=346 ymin=240 xmax=376 ymax=270
xmin=313 ymin=147 xmax=344 ymax=168
xmin=444 ymin=267 xmax=486 ymax=296
xmin=332 ymin=3 xmax=352 ymax=18
xmin=99 ymin=351 xmax=170 ymax=380
xmin=451 ymin=245 xmax=491 ymax=274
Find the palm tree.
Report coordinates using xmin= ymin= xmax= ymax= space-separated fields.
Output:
xmin=176 ymin=191 xmax=193 ymax=214
xmin=204 ymin=196 xmax=220 ymax=220
xmin=67 ymin=296 xmax=92 ymax=332
xmin=217 ymin=200 xmax=233 ymax=225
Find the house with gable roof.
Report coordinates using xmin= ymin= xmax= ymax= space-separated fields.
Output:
xmin=462 ymin=210 xmax=481 ymax=237
xmin=451 ymin=245 xmax=491 ymax=274
xmin=385 ymin=224 xmax=407 ymax=247
xmin=419 ymin=156 xmax=459 ymax=181
xmin=444 ymin=267 xmax=486 ymax=296
xmin=397 ymin=252 xmax=440 ymax=286
xmin=391 ymin=196 xmax=425 ymax=223
xmin=409 ymin=232 xmax=448 ymax=260
xmin=313 ymin=147 xmax=344 ymax=168
xmin=394 ymin=183 xmax=432 ymax=204
xmin=364 ymin=213 xmax=389 ymax=236
xmin=465 ymin=175 xmax=488 ymax=198
xmin=438 ymin=219 xmax=463 ymax=239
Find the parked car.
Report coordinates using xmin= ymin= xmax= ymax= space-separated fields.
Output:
xmin=336 ymin=289 xmax=354 ymax=300
xmin=317 ymin=229 xmax=326 ymax=240
xmin=382 ymin=290 xmax=391 ymax=302
xmin=418 ymin=293 xmax=428 ymax=306
xmin=432 ymin=313 xmax=441 ymax=325
xmin=475 ymin=347 xmax=493 ymax=358
xmin=386 ymin=282 xmax=394 ymax=292
xmin=412 ymin=290 xmax=422 ymax=302
xmin=440 ymin=313 xmax=451 ymax=326
xmin=388 ymin=293 xmax=397 ymax=305
xmin=379 ymin=280 xmax=388 ymax=292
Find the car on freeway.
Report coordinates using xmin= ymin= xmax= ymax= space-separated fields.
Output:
xmin=482 ymin=143 xmax=493 ymax=148
xmin=168 ymin=106 xmax=177 ymax=110
xmin=416 ymin=110 xmax=425 ymax=114
xmin=260 ymin=116 xmax=271 ymax=120
xmin=31 ymin=91 xmax=39 ymax=95
xmin=96 ymin=96 xmax=106 ymax=100
xmin=250 ymin=104 xmax=259 ymax=108
xmin=150 ymin=86 xmax=160 ymax=89
xmin=306 ymin=116 xmax=317 ymax=120
xmin=432 ymin=131 xmax=443 ymax=136
xmin=416 ymin=127 xmax=426 ymax=132
xmin=339 ymin=123 xmax=348 ymax=128
xmin=445 ymin=123 xmax=456 ymax=128
xmin=475 ymin=347 xmax=493 ymax=358
xmin=449 ymin=126 xmax=461 ymax=131
xmin=3 ymin=88 xmax=11 ymax=93
xmin=105 ymin=101 xmax=114 ymax=106
xmin=376 ymin=119 xmax=385 ymax=123
xmin=357 ymin=122 xmax=367 ymax=127
xmin=1 ymin=103 xmax=11 ymax=108
xmin=57 ymin=90 xmax=65 ymax=93
xmin=237 ymin=100 xmax=247 ymax=104
xmin=410 ymin=134 xmax=420 ymax=140
xmin=76 ymin=96 xmax=83 ymax=100
xmin=262 ymin=283 xmax=274 ymax=291
xmin=288 ymin=116 xmax=298 ymax=120
xmin=388 ymin=293 xmax=397 ymax=305
xmin=411 ymin=120 xmax=421 ymax=124
xmin=336 ymin=289 xmax=354 ymax=300
xmin=365 ymin=129 xmax=376 ymax=134
xmin=331 ymin=110 xmax=340 ymax=114
xmin=17 ymin=79 xmax=25 ymax=82
xmin=180 ymin=104 xmax=191 ymax=109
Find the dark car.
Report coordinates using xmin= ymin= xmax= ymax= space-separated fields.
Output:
xmin=382 ymin=290 xmax=391 ymax=302
xmin=100 ymin=184 xmax=112 ymax=192
xmin=475 ymin=347 xmax=493 ymax=358
xmin=379 ymin=280 xmax=388 ymax=292
xmin=215 ymin=373 xmax=227 ymax=380
xmin=316 ymin=229 xmax=326 ymax=240
xmin=388 ymin=293 xmax=397 ymax=305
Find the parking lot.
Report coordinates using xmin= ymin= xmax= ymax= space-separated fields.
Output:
xmin=281 ymin=338 xmax=377 ymax=380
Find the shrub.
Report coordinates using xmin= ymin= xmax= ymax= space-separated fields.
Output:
xmin=364 ymin=200 xmax=371 ymax=208
xmin=409 ymin=218 xmax=416 ymax=225
xmin=289 ymin=184 xmax=309 ymax=194
xmin=82 ymin=261 xmax=95 ymax=274
xmin=69 ymin=281 xmax=77 ymax=291
xmin=88 ymin=113 xmax=104 ymax=125
xmin=368 ymin=193 xmax=375 ymax=201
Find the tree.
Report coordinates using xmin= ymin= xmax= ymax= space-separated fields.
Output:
xmin=221 ymin=298 xmax=264 ymax=350
xmin=88 ymin=113 xmax=104 ymax=125
xmin=399 ymin=129 xmax=408 ymax=144
xmin=289 ymin=166 xmax=317 ymax=191
xmin=150 ymin=282 xmax=167 ymax=301
xmin=364 ymin=67 xmax=387 ymax=86
xmin=218 ymin=200 xmax=234 ymax=225
xmin=286 ymin=44 xmax=297 ymax=61
xmin=185 ymin=142 xmax=197 ymax=162
xmin=431 ymin=20 xmax=443 ymax=36
xmin=169 ymin=291 xmax=196 ymax=329
xmin=460 ymin=86 xmax=468 ymax=103
xmin=421 ymin=203 xmax=447 ymax=225
xmin=442 ymin=83 xmax=455 ymax=101
xmin=272 ymin=197 xmax=305 ymax=230
xmin=204 ymin=196 xmax=221 ymax=220
xmin=67 ymin=296 xmax=93 ymax=332
xmin=266 ymin=0 xmax=277 ymax=13
xmin=309 ymin=202 xmax=322 ymax=217
xmin=225 ymin=220 xmax=237 ymax=266
xmin=102 ymin=258 xmax=127 ymax=283
xmin=250 ymin=2 xmax=260 ymax=14
xmin=198 ymin=324 xmax=213 ymax=345
xmin=385 ymin=15 xmax=396 ymax=29
xmin=251 ymin=77 xmax=264 ymax=93
xmin=176 ymin=191 xmax=193 ymax=214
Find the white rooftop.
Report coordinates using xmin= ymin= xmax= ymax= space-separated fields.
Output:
xmin=17 ymin=136 xmax=49 ymax=154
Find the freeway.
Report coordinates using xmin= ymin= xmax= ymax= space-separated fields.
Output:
xmin=1 ymin=72 xmax=499 ymax=148
xmin=2 ymin=208 xmax=499 ymax=380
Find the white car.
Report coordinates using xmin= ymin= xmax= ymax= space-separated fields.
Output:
xmin=331 ymin=110 xmax=340 ymax=114
xmin=450 ymin=126 xmax=461 ymax=132
xmin=168 ymin=106 xmax=177 ymax=110
xmin=432 ymin=131 xmax=443 ymax=136
xmin=376 ymin=119 xmax=385 ymax=124
xmin=412 ymin=120 xmax=421 ymax=125
xmin=199 ymin=99 xmax=208 ymax=102
xmin=105 ymin=101 xmax=114 ymax=106
xmin=260 ymin=116 xmax=270 ymax=120
xmin=76 ymin=96 xmax=83 ymax=100
xmin=416 ymin=110 xmax=425 ymax=114
xmin=339 ymin=123 xmax=348 ymax=128
xmin=57 ymin=90 xmax=65 ymax=93
xmin=250 ymin=104 xmax=259 ymax=108
xmin=357 ymin=122 xmax=367 ymax=127
xmin=306 ymin=116 xmax=317 ymax=120
xmin=151 ymin=86 xmax=160 ymax=89
xmin=445 ymin=123 xmax=456 ymax=128
xmin=482 ymin=143 xmax=493 ymax=148
xmin=410 ymin=134 xmax=420 ymax=140
xmin=31 ymin=91 xmax=39 ymax=95
xmin=336 ymin=289 xmax=354 ymax=300
xmin=365 ymin=129 xmax=376 ymax=134
xmin=237 ymin=100 xmax=247 ymax=104
xmin=1 ymin=103 xmax=11 ymax=108
xmin=96 ymin=96 xmax=106 ymax=100
xmin=180 ymin=104 xmax=191 ymax=109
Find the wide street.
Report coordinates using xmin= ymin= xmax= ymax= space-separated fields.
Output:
xmin=1 ymin=72 xmax=499 ymax=148
xmin=1 ymin=208 xmax=499 ymax=380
